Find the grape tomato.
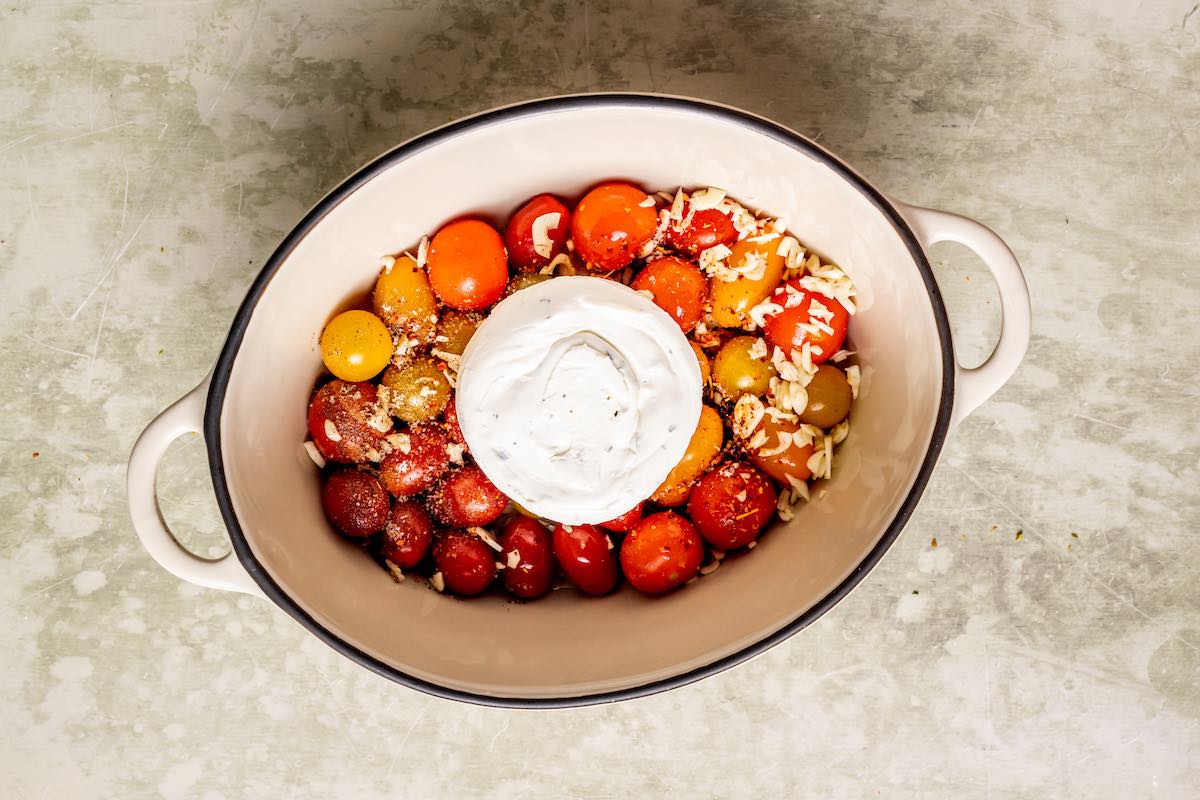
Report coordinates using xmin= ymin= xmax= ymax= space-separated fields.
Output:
xmin=553 ymin=524 xmax=618 ymax=596
xmin=433 ymin=531 xmax=497 ymax=596
xmin=321 ymin=469 xmax=389 ymax=538
xmin=500 ymin=517 xmax=555 ymax=599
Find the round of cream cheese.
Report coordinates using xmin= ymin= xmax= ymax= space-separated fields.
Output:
xmin=456 ymin=276 xmax=702 ymax=525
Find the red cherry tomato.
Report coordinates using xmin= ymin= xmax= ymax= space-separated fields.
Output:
xmin=381 ymin=500 xmax=434 ymax=567
xmin=429 ymin=465 xmax=509 ymax=527
xmin=667 ymin=208 xmax=737 ymax=256
xmin=687 ymin=462 xmax=777 ymax=549
xmin=552 ymin=524 xmax=618 ymax=596
xmin=307 ymin=380 xmax=391 ymax=463
xmin=433 ymin=531 xmax=497 ymax=596
xmin=620 ymin=512 xmax=704 ymax=594
xmin=427 ymin=219 xmax=509 ymax=310
xmin=321 ymin=469 xmax=389 ymax=538
xmin=630 ymin=255 xmax=708 ymax=333
xmin=499 ymin=516 xmax=554 ymax=599
xmin=378 ymin=424 xmax=449 ymax=498
xmin=443 ymin=397 xmax=466 ymax=447
xmin=504 ymin=194 xmax=571 ymax=272
xmin=762 ymin=281 xmax=850 ymax=365
xmin=599 ymin=501 xmax=645 ymax=533
xmin=571 ymin=182 xmax=659 ymax=270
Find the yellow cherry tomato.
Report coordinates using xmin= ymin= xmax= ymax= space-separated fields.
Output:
xmin=320 ymin=310 xmax=393 ymax=381
xmin=652 ymin=406 xmax=724 ymax=506
xmin=373 ymin=255 xmax=438 ymax=343
xmin=689 ymin=340 xmax=711 ymax=387
xmin=710 ymin=240 xmax=786 ymax=328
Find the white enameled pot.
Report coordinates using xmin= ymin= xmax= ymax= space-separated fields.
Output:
xmin=127 ymin=95 xmax=1029 ymax=707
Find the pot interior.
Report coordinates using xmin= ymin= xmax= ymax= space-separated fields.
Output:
xmin=214 ymin=99 xmax=947 ymax=700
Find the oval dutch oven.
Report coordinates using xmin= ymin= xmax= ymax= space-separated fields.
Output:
xmin=128 ymin=95 xmax=1030 ymax=707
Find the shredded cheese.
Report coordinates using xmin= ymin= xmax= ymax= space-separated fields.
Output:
xmin=732 ymin=394 xmax=766 ymax=440
xmin=830 ymin=349 xmax=855 ymax=364
xmin=384 ymin=432 xmax=412 ymax=455
xmin=757 ymin=431 xmax=793 ymax=458
xmin=689 ymin=187 xmax=727 ymax=210
xmin=846 ymin=365 xmax=861 ymax=399
xmin=384 ymin=560 xmax=405 ymax=583
xmin=303 ymin=441 xmax=326 ymax=468
xmin=469 ymin=526 xmax=502 ymax=552
xmin=530 ymin=212 xmax=562 ymax=259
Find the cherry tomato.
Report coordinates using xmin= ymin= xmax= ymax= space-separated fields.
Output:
xmin=505 ymin=272 xmax=553 ymax=296
xmin=427 ymin=219 xmax=509 ymax=310
xmin=504 ymin=194 xmax=571 ymax=272
xmin=762 ymin=282 xmax=850 ymax=365
xmin=799 ymin=365 xmax=852 ymax=428
xmin=381 ymin=500 xmax=434 ymax=567
xmin=321 ymin=469 xmax=389 ymax=538
xmin=307 ymin=380 xmax=391 ymax=463
xmin=443 ymin=397 xmax=466 ymax=446
xmin=712 ymin=335 xmax=776 ymax=400
xmin=667 ymin=208 xmax=737 ymax=256
xmin=373 ymin=254 xmax=437 ymax=343
xmin=378 ymin=424 xmax=450 ymax=498
xmin=620 ymin=512 xmax=704 ymax=594
xmin=433 ymin=531 xmax=497 ymax=596
xmin=380 ymin=357 xmax=451 ymax=423
xmin=630 ymin=255 xmax=708 ymax=333
xmin=690 ymin=341 xmax=711 ymax=387
xmin=652 ymin=406 xmax=724 ymax=506
xmin=687 ymin=462 xmax=777 ymax=549
xmin=746 ymin=415 xmax=816 ymax=485
xmin=571 ymin=182 xmax=659 ymax=270
xmin=319 ymin=310 xmax=393 ymax=382
xmin=552 ymin=524 xmax=618 ymax=595
xmin=429 ymin=465 xmax=509 ymax=527
xmin=499 ymin=516 xmax=554 ymax=599
xmin=599 ymin=501 xmax=644 ymax=533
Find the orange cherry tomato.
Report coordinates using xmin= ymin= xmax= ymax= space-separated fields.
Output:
xmin=571 ymin=182 xmax=659 ymax=270
xmin=427 ymin=219 xmax=509 ymax=310
xmin=630 ymin=255 xmax=708 ymax=333
xmin=747 ymin=415 xmax=816 ymax=485
xmin=762 ymin=281 xmax=849 ymax=365
xmin=620 ymin=512 xmax=704 ymax=594
xmin=504 ymin=194 xmax=571 ymax=272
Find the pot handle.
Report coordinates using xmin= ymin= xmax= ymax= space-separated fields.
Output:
xmin=894 ymin=202 xmax=1031 ymax=428
xmin=126 ymin=374 xmax=264 ymax=597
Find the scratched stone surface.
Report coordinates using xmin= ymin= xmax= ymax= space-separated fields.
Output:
xmin=1 ymin=0 xmax=1198 ymax=797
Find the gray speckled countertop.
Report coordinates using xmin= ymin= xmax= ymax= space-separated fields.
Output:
xmin=2 ymin=0 xmax=1198 ymax=797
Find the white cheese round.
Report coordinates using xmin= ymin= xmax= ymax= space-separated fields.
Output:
xmin=456 ymin=276 xmax=702 ymax=525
